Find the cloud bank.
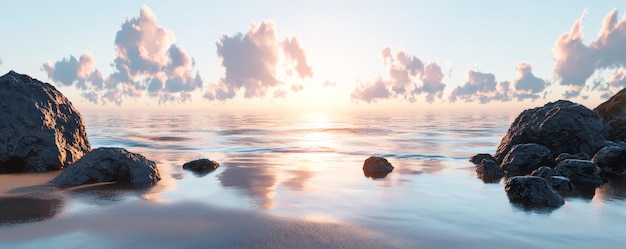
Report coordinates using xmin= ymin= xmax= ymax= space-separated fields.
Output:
xmin=42 ymin=5 xmax=202 ymax=105
xmin=203 ymin=20 xmax=313 ymax=101
xmin=351 ymin=47 xmax=445 ymax=103
xmin=553 ymin=9 xmax=626 ymax=98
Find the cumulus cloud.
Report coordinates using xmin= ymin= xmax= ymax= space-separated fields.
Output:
xmin=351 ymin=47 xmax=445 ymax=103
xmin=449 ymin=62 xmax=547 ymax=103
xmin=553 ymin=8 xmax=626 ymax=98
xmin=204 ymin=20 xmax=313 ymax=101
xmin=42 ymin=5 xmax=202 ymax=105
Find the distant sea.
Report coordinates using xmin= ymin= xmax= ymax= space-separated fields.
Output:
xmin=1 ymin=111 xmax=626 ymax=248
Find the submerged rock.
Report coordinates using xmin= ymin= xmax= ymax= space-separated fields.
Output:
xmin=50 ymin=147 xmax=160 ymax=187
xmin=476 ymin=159 xmax=504 ymax=183
xmin=0 ymin=71 xmax=91 ymax=172
xmin=555 ymin=159 xmax=603 ymax=187
xmin=505 ymin=176 xmax=564 ymax=208
xmin=594 ymin=87 xmax=626 ymax=141
xmin=362 ymin=156 xmax=394 ymax=179
xmin=500 ymin=143 xmax=554 ymax=176
xmin=183 ymin=158 xmax=220 ymax=176
xmin=494 ymin=100 xmax=610 ymax=164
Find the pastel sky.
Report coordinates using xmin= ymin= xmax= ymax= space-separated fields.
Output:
xmin=1 ymin=1 xmax=626 ymax=113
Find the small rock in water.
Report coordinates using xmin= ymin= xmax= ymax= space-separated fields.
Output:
xmin=50 ymin=147 xmax=160 ymax=187
xmin=362 ymin=156 xmax=394 ymax=179
xmin=505 ymin=176 xmax=564 ymax=208
xmin=470 ymin=153 xmax=495 ymax=165
xmin=476 ymin=159 xmax=504 ymax=183
xmin=183 ymin=158 xmax=220 ymax=176
xmin=555 ymin=159 xmax=603 ymax=187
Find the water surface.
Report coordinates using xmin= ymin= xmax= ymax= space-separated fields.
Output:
xmin=1 ymin=111 xmax=625 ymax=248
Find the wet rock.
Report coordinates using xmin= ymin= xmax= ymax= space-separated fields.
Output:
xmin=470 ymin=153 xmax=495 ymax=165
xmin=362 ymin=156 xmax=394 ymax=179
xmin=476 ymin=159 xmax=504 ymax=183
xmin=0 ymin=71 xmax=91 ymax=172
xmin=530 ymin=166 xmax=558 ymax=179
xmin=500 ymin=143 xmax=554 ymax=176
xmin=594 ymin=87 xmax=626 ymax=141
xmin=50 ymin=147 xmax=160 ymax=187
xmin=505 ymin=176 xmax=564 ymax=208
xmin=591 ymin=144 xmax=626 ymax=175
xmin=494 ymin=100 xmax=610 ymax=164
xmin=555 ymin=159 xmax=603 ymax=187
xmin=550 ymin=176 xmax=575 ymax=191
xmin=183 ymin=158 xmax=220 ymax=176
xmin=555 ymin=152 xmax=590 ymax=163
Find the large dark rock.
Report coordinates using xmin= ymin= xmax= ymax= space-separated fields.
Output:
xmin=476 ymin=159 xmax=504 ymax=183
xmin=594 ymin=87 xmax=626 ymax=141
xmin=0 ymin=71 xmax=91 ymax=172
xmin=183 ymin=158 xmax=220 ymax=176
xmin=362 ymin=156 xmax=394 ymax=179
xmin=494 ymin=100 xmax=610 ymax=164
xmin=50 ymin=147 xmax=160 ymax=187
xmin=591 ymin=143 xmax=626 ymax=175
xmin=500 ymin=143 xmax=554 ymax=176
xmin=505 ymin=176 xmax=564 ymax=208
xmin=555 ymin=159 xmax=603 ymax=187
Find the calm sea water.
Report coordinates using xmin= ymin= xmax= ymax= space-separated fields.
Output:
xmin=2 ymin=111 xmax=626 ymax=248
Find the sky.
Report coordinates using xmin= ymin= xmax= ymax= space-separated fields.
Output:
xmin=2 ymin=1 xmax=626 ymax=113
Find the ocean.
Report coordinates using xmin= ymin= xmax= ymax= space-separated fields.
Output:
xmin=1 ymin=111 xmax=626 ymax=248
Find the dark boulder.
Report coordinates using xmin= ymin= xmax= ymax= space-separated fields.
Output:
xmin=183 ymin=158 xmax=220 ymax=176
xmin=591 ymin=144 xmax=626 ymax=175
xmin=362 ymin=156 xmax=394 ymax=179
xmin=594 ymin=87 xmax=626 ymax=141
xmin=505 ymin=176 xmax=564 ymax=208
xmin=500 ymin=143 xmax=554 ymax=176
xmin=530 ymin=166 xmax=575 ymax=191
xmin=476 ymin=159 xmax=504 ymax=183
xmin=555 ymin=159 xmax=603 ymax=187
xmin=530 ymin=166 xmax=559 ymax=179
xmin=0 ymin=71 xmax=91 ymax=172
xmin=470 ymin=153 xmax=495 ymax=165
xmin=50 ymin=147 xmax=160 ymax=187
xmin=494 ymin=100 xmax=610 ymax=164
xmin=555 ymin=152 xmax=590 ymax=163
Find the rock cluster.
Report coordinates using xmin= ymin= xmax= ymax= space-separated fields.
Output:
xmin=0 ymin=71 xmax=160 ymax=188
xmin=472 ymin=97 xmax=626 ymax=208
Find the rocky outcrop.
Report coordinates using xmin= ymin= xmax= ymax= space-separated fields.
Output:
xmin=591 ymin=143 xmax=626 ymax=175
xmin=0 ymin=71 xmax=91 ymax=172
xmin=594 ymin=87 xmax=626 ymax=141
xmin=505 ymin=176 xmax=564 ymax=208
xmin=50 ymin=147 xmax=160 ymax=187
xmin=183 ymin=158 xmax=220 ymax=176
xmin=362 ymin=156 xmax=394 ymax=179
xmin=494 ymin=100 xmax=610 ymax=164
xmin=500 ymin=143 xmax=554 ymax=176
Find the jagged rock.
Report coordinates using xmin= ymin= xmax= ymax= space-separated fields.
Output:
xmin=555 ymin=159 xmax=603 ymax=187
xmin=500 ymin=143 xmax=554 ymax=176
xmin=594 ymin=87 xmax=626 ymax=141
xmin=505 ymin=176 xmax=564 ymax=208
xmin=591 ymin=144 xmax=626 ymax=175
xmin=183 ymin=158 xmax=220 ymax=176
xmin=362 ymin=156 xmax=394 ymax=179
xmin=494 ymin=100 xmax=610 ymax=164
xmin=50 ymin=147 xmax=160 ymax=187
xmin=476 ymin=159 xmax=504 ymax=183
xmin=470 ymin=153 xmax=495 ymax=165
xmin=555 ymin=152 xmax=590 ymax=163
xmin=0 ymin=71 xmax=91 ymax=172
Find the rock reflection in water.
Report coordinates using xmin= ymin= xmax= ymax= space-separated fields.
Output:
xmin=0 ymin=196 xmax=63 ymax=225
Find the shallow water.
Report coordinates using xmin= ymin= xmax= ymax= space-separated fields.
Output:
xmin=1 ymin=111 xmax=626 ymax=248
